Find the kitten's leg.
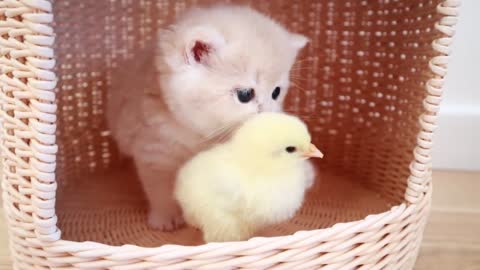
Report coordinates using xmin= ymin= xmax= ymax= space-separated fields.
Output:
xmin=135 ymin=161 xmax=184 ymax=231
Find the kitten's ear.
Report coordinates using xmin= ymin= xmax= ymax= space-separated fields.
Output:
xmin=185 ymin=26 xmax=226 ymax=65
xmin=289 ymin=33 xmax=309 ymax=50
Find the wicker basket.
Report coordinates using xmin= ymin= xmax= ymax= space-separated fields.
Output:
xmin=0 ymin=0 xmax=459 ymax=269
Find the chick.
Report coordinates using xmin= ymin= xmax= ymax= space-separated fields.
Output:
xmin=174 ymin=112 xmax=323 ymax=243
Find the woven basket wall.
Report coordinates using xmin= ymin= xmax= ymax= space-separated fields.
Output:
xmin=0 ymin=0 xmax=459 ymax=269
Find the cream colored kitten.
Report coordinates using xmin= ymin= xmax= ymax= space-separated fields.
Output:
xmin=107 ymin=5 xmax=311 ymax=231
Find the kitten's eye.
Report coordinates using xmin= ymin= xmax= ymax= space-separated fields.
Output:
xmin=285 ymin=146 xmax=296 ymax=153
xmin=272 ymin=86 xmax=281 ymax=100
xmin=236 ymin=88 xmax=255 ymax=103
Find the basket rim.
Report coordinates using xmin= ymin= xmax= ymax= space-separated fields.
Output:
xmin=52 ymin=202 xmax=412 ymax=250
xmin=37 ymin=200 xmax=426 ymax=263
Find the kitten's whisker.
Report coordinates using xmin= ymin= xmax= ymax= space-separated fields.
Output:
xmin=202 ymin=112 xmax=256 ymax=144
xmin=289 ymin=76 xmax=309 ymax=82
xmin=294 ymin=58 xmax=316 ymax=64
xmin=213 ymin=124 xmax=238 ymax=144
xmin=216 ymin=114 xmax=256 ymax=143
xmin=203 ymin=123 xmax=235 ymax=141
xmin=201 ymin=118 xmax=243 ymax=143
xmin=208 ymin=127 xmax=236 ymax=144
xmin=290 ymin=81 xmax=310 ymax=94
xmin=289 ymin=66 xmax=314 ymax=72
xmin=282 ymin=112 xmax=319 ymax=120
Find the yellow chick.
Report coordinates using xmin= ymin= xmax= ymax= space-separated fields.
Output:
xmin=174 ymin=112 xmax=323 ymax=243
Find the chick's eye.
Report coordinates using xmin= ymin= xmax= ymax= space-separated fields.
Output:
xmin=272 ymin=86 xmax=281 ymax=100
xmin=285 ymin=146 xmax=296 ymax=153
xmin=236 ymin=88 xmax=255 ymax=103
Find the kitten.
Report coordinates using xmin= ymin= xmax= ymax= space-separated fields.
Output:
xmin=107 ymin=5 xmax=311 ymax=231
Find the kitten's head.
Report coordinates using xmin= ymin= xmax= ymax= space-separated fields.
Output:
xmin=156 ymin=5 xmax=308 ymax=138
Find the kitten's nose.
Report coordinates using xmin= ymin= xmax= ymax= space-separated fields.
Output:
xmin=257 ymin=104 xmax=264 ymax=113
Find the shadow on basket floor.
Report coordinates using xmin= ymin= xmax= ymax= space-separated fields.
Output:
xmin=56 ymin=166 xmax=395 ymax=247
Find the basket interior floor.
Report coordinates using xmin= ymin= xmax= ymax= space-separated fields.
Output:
xmin=56 ymin=166 xmax=395 ymax=247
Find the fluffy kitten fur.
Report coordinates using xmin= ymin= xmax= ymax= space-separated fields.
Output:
xmin=107 ymin=5 xmax=312 ymax=231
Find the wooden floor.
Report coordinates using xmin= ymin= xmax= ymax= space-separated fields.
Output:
xmin=0 ymin=171 xmax=479 ymax=269
xmin=415 ymin=171 xmax=480 ymax=270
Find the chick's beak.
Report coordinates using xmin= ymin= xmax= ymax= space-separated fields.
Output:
xmin=303 ymin=143 xmax=324 ymax=159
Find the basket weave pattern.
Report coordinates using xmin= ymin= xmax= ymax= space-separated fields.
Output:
xmin=0 ymin=0 xmax=459 ymax=269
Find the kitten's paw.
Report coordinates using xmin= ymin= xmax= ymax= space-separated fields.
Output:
xmin=148 ymin=209 xmax=185 ymax=231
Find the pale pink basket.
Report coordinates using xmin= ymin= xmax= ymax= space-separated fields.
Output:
xmin=0 ymin=0 xmax=459 ymax=269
